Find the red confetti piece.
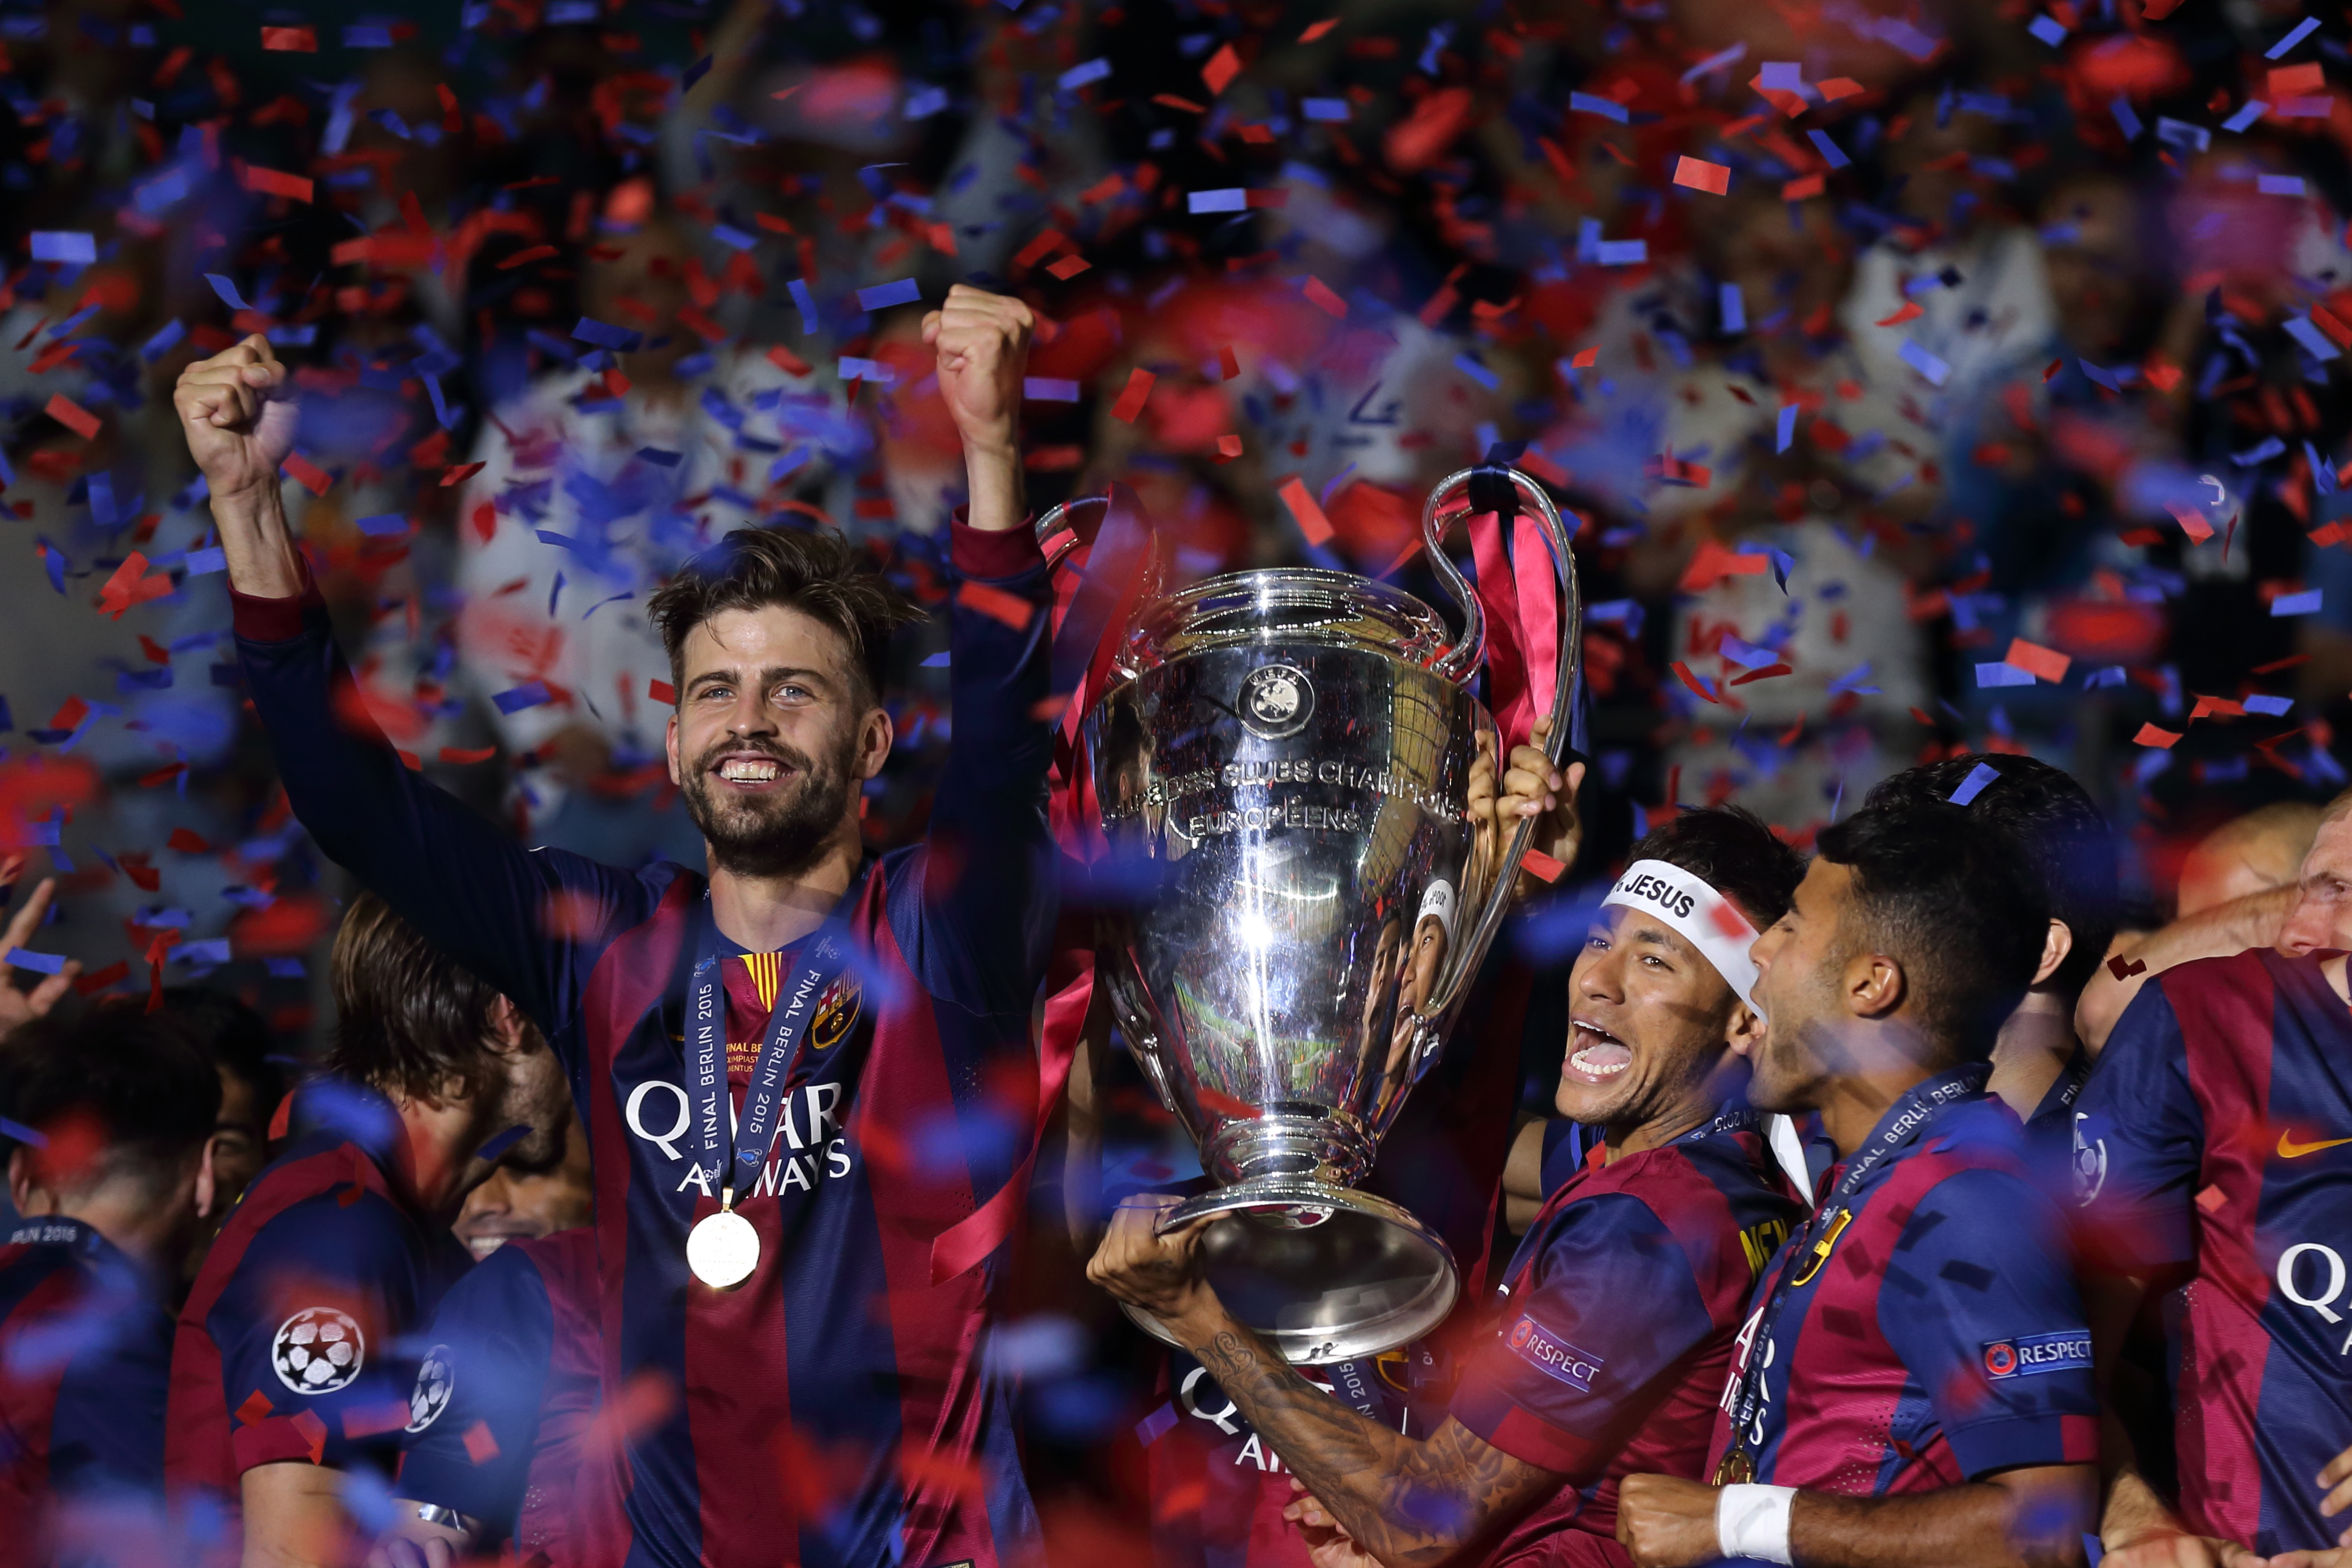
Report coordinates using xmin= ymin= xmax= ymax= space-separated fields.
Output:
xmin=957 ymin=581 xmax=1034 ymax=630
xmin=290 ymin=1410 xmax=327 ymax=1465
xmin=440 ymin=462 xmax=486 ymax=487
xmin=1151 ymin=93 xmax=1206 ymax=113
xmin=1671 ymin=661 xmax=1722 ymax=704
xmin=43 ymin=394 xmax=99 ymax=439
xmin=1570 ymin=347 xmax=1598 ymax=368
xmin=2003 ymin=637 xmax=2071 ymax=683
xmin=1301 ymin=276 xmax=1347 ymax=317
xmin=2106 ymin=954 xmax=2148 ymax=981
xmin=2195 ymin=1184 xmax=2226 ymax=1214
xmin=1299 ymin=17 xmax=1338 ymax=40
xmin=1045 ymin=254 xmax=1092 ymax=280
xmin=439 ymin=746 xmax=496 ymax=765
xmin=47 ymin=696 xmax=88 ymax=733
xmin=167 ymin=828 xmax=211 ymax=854
xmin=470 ymin=501 xmax=497 ymax=543
xmin=1679 ymin=540 xmax=1771 ymax=592
xmin=2134 ymin=723 xmax=2182 ymax=749
xmin=259 ymin=25 xmax=316 ymax=50
xmin=235 ymin=1390 xmax=273 ymax=1426
xmin=239 ymin=165 xmax=313 ymax=203
xmin=1671 ymin=156 xmax=1730 ymax=195
xmin=1109 ymin=367 xmax=1155 ymax=424
xmin=1277 ymin=476 xmax=1334 ymax=547
xmin=73 ymin=960 xmax=128 ymax=995
xmin=1875 ymin=301 xmax=1924 ymax=327
xmin=1214 ymin=434 xmax=1243 ymax=460
xmin=1817 ymin=77 xmax=1865 ymax=100
xmin=649 ymin=679 xmax=677 ymax=704
xmin=281 ymin=452 xmax=333 ymax=496
xmin=1520 ymin=848 xmax=1565 ymax=883
xmin=138 ymin=762 xmax=184 ymax=787
xmin=1201 ymin=43 xmax=1241 ymax=96
xmin=766 ymin=345 xmax=811 ymax=376
xmin=463 ymin=1420 xmax=500 ymax=1464
xmin=2254 ymin=653 xmax=2312 ymax=674
xmin=498 ymin=244 xmax=559 ymax=270
xmin=1781 ymin=174 xmax=1825 ymax=201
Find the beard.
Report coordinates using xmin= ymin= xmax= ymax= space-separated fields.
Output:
xmin=680 ymin=726 xmax=860 ymax=880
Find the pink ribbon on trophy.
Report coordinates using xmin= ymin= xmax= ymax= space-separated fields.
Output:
xmin=1461 ymin=454 xmax=1563 ymax=752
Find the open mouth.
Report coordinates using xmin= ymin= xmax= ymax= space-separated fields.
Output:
xmin=711 ymin=751 xmax=796 ymax=789
xmin=1563 ymin=1019 xmax=1633 ymax=1084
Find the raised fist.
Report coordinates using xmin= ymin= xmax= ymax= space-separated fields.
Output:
xmin=173 ymin=333 xmax=297 ymax=503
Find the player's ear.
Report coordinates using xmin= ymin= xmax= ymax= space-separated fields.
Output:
xmin=1844 ymin=950 xmax=1904 ymax=1020
xmin=2031 ymin=919 xmax=2073 ymax=987
xmin=857 ymin=703 xmax=894 ymax=782
xmin=665 ymin=708 xmax=683 ymax=788
xmin=194 ymin=1136 xmax=219 ymax=1221
xmin=6 ymin=1144 xmax=39 ymax=1217
xmin=1723 ymin=997 xmax=1766 ymax=1060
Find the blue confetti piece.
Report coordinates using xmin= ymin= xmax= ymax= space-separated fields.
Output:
xmin=1057 ymin=56 xmax=1111 ymax=91
xmin=683 ymin=55 xmax=713 ymax=91
xmin=28 ymin=231 xmax=95 ymax=264
xmin=0 ymin=1117 xmax=47 ymax=1147
xmin=1023 ymin=377 xmax=1080 ymax=401
xmin=768 ymin=449 xmax=809 ymax=484
xmin=1948 ymin=761 xmax=2001 ymax=806
xmin=920 ymin=651 xmax=951 ymax=668
xmin=1569 ymin=91 xmax=1628 ymax=122
xmin=2267 ymin=15 xmax=2320 ymax=58
xmin=2223 ymin=99 xmax=2268 ymax=133
xmin=1589 ymin=600 xmax=1646 ymax=637
xmin=353 ymin=513 xmax=408 ymax=537
xmin=1719 ymin=282 xmax=1746 ymax=334
xmin=1806 ymin=128 xmax=1851 ymax=169
xmin=1776 ymin=404 xmax=1799 ymax=453
xmin=1975 ymin=662 xmax=2035 ymax=688
xmin=141 ymin=319 xmax=185 ymax=362
xmin=2155 ymin=117 xmax=2211 ymax=153
xmin=1827 ymin=662 xmax=1879 ymax=696
xmin=2246 ymin=694 xmax=2294 ymax=716
xmin=2235 ymin=435 xmax=2288 ymax=465
xmin=572 ymin=316 xmax=641 ymax=351
xmin=203 ymin=273 xmax=251 ymax=311
xmin=1898 ymin=339 xmax=1950 ymax=387
xmin=1596 ymin=239 xmax=1647 ymax=266
xmin=2110 ymin=98 xmax=2144 ymax=140
xmin=709 ymin=224 xmax=757 ymax=253
xmin=494 ymin=680 xmax=553 ymax=714
xmin=837 ymin=356 xmax=892 ymax=384
xmin=1188 ymin=188 xmax=1248 ymax=213
xmin=2273 ymin=589 xmax=2324 ymax=616
xmin=2260 ymin=174 xmax=2307 ymax=196
xmin=344 ymin=22 xmax=392 ymax=47
xmin=185 ymin=547 xmax=226 ymax=575
xmin=1453 ymin=353 xmax=1500 ymax=390
xmin=2284 ymin=316 xmax=2340 ymax=361
xmin=476 ymin=1123 xmax=533 ymax=1161
xmin=2027 ymin=13 xmax=2067 ymax=45
xmin=265 ymin=957 xmax=307 ymax=978
xmin=2085 ymin=666 xmax=2127 ymax=689
xmin=788 ymin=277 xmax=818 ymax=334
xmin=856 ymin=277 xmax=922 ymax=311
xmin=1720 ymin=635 xmax=1779 ymax=670
xmin=904 ymin=85 xmax=949 ymax=120
xmin=636 ymin=447 xmax=683 ymax=468
xmin=1302 ymin=98 xmax=1350 ymax=122
xmin=4 ymin=948 xmax=65 ymax=975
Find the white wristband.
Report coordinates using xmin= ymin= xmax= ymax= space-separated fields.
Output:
xmin=1716 ymin=1483 xmax=1798 ymax=1564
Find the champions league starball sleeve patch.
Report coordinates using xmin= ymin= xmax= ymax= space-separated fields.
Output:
xmin=270 ymin=1306 xmax=367 ymax=1395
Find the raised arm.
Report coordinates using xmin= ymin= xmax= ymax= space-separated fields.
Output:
xmin=175 ymin=337 xmax=658 ymax=1035
xmin=2075 ymin=887 xmax=2291 ymax=1054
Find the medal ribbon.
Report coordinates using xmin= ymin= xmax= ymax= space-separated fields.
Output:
xmin=1718 ymin=1063 xmax=1992 ymax=1469
xmin=689 ymin=870 xmax=869 ymax=1208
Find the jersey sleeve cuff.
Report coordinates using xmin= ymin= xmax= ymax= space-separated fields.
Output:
xmin=1451 ymin=1392 xmax=1607 ymax=1477
xmin=233 ymin=1411 xmax=330 ymax=1472
xmin=1945 ymin=1411 xmax=2100 ymax=1480
xmin=230 ymin=559 xmax=325 ymax=643
xmin=950 ymin=507 xmax=1043 ymax=579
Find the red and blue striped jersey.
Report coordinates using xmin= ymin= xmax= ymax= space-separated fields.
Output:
xmin=0 ymin=1218 xmax=175 ymax=1568
xmin=165 ymin=1094 xmax=476 ymax=1555
xmin=1456 ymin=1110 xmax=1802 ymax=1563
xmin=2073 ymin=949 xmax=2352 ymax=1555
xmin=1706 ymin=1093 xmax=2099 ymax=1492
xmin=231 ymin=519 xmax=1057 ymax=1568
xmin=398 ymin=1228 xmax=602 ymax=1566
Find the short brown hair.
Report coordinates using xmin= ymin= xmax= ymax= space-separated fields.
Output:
xmin=646 ymin=525 xmax=923 ymax=706
xmin=327 ymin=892 xmax=505 ymax=1101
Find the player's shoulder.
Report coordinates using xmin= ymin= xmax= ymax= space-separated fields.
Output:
xmin=2147 ymin=946 xmax=2306 ymax=1029
xmin=508 ymin=1227 xmax=597 ymax=1303
xmin=224 ymin=1149 xmax=422 ymax=1280
xmin=434 ymin=1240 xmax=555 ymax=1325
xmin=1886 ymin=1123 xmax=2061 ymax=1244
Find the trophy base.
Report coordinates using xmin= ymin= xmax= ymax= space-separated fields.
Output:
xmin=1120 ymin=1178 xmax=1458 ymax=1364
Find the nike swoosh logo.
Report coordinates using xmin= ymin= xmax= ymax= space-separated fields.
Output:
xmin=2278 ymin=1130 xmax=2352 ymax=1159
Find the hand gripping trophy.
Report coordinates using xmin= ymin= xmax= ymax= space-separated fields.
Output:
xmin=1049 ymin=464 xmax=1580 ymax=1365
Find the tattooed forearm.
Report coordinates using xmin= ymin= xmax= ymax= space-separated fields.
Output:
xmin=1186 ymin=1322 xmax=1558 ymax=1567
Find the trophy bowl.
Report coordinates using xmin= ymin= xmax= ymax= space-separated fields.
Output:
xmin=1065 ymin=467 xmax=1580 ymax=1364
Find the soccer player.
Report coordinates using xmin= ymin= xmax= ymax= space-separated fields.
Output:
xmin=1 ymin=1006 xmax=221 ymax=1566
xmin=372 ymin=1226 xmax=600 ymax=1568
xmin=1091 ymin=806 xmax=1808 ymax=1568
xmin=167 ymin=894 xmax=570 ymax=1568
xmin=1614 ymin=800 xmax=2098 ymax=1568
xmin=174 ymin=285 xmax=1055 ymax=1568
xmin=2076 ymin=788 xmax=2352 ymax=1564
xmin=1861 ymin=756 xmax=2119 ymax=1144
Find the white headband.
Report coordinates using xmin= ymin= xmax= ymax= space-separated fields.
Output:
xmin=1416 ymin=880 xmax=1458 ymax=942
xmin=1600 ymin=858 xmax=1762 ymax=1011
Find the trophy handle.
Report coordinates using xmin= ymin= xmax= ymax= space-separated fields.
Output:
xmin=1414 ymin=466 xmax=1583 ymax=1029
xmin=1034 ymin=493 xmax=1109 ymax=573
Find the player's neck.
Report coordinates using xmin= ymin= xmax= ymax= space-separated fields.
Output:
xmin=1816 ymin=1050 xmax=1952 ymax=1160
xmin=390 ymin=1095 xmax=498 ymax=1227
xmin=1985 ymin=988 xmax=2078 ymax=1120
xmin=707 ymin=820 xmax=864 ymax=952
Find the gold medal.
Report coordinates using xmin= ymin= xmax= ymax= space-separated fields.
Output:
xmin=1713 ymin=1449 xmax=1755 ymax=1486
xmin=686 ymin=1206 xmax=760 ymax=1289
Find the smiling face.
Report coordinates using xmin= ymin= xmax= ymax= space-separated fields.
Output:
xmin=1558 ymin=903 xmax=1755 ymax=1132
xmin=2278 ymin=808 xmax=2352 ymax=958
xmin=664 ymin=604 xmax=891 ymax=879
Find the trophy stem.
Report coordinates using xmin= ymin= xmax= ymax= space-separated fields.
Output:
xmin=1202 ymin=1111 xmax=1375 ymax=1188
xmin=1126 ymin=1180 xmax=1458 ymax=1365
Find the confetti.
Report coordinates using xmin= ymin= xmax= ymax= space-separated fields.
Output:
xmin=1672 ymin=156 xmax=1730 ymax=195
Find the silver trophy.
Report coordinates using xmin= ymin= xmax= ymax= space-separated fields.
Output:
xmin=1051 ymin=467 xmax=1580 ymax=1363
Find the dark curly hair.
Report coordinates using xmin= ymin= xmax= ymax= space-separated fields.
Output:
xmin=1626 ymin=805 xmax=1807 ymax=933
xmin=646 ymin=525 xmax=925 ymax=708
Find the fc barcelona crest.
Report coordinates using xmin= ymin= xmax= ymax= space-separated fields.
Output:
xmin=809 ymin=972 xmax=861 ymax=1051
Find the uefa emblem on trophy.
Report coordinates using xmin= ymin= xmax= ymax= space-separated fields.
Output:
xmin=1046 ymin=465 xmax=1580 ymax=1364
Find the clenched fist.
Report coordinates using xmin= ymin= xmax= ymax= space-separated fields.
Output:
xmin=922 ymin=284 xmax=1033 ymax=456
xmin=173 ymin=333 xmax=298 ymax=503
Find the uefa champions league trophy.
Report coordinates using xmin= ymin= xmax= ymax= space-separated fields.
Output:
xmin=1047 ymin=466 xmax=1580 ymax=1364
